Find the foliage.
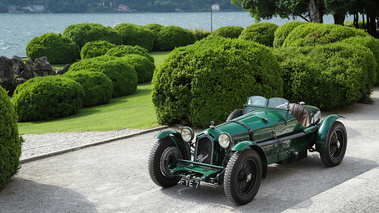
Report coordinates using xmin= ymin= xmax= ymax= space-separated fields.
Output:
xmin=341 ymin=36 xmax=379 ymax=85
xmin=64 ymin=71 xmax=114 ymax=107
xmin=152 ymin=36 xmax=283 ymax=127
xmin=0 ymin=87 xmax=21 ymax=189
xmin=80 ymin=40 xmax=116 ymax=59
xmin=344 ymin=20 xmax=366 ymax=29
xmin=114 ymin=23 xmax=155 ymax=52
xmin=189 ymin=27 xmax=211 ymax=40
xmin=105 ymin=45 xmax=154 ymax=63
xmin=274 ymin=43 xmax=377 ymax=110
xmin=282 ymin=23 xmax=368 ymax=47
xmin=239 ymin=22 xmax=278 ymax=47
xmin=144 ymin=23 xmax=165 ymax=50
xmin=62 ymin=23 xmax=123 ymax=50
xmin=212 ymin=26 xmax=244 ymax=39
xmin=155 ymin=25 xmax=197 ymax=51
xmin=124 ymin=54 xmax=156 ymax=83
xmin=13 ymin=76 xmax=84 ymax=122
xmin=0 ymin=3 xmax=8 ymax=13
xmin=273 ymin=21 xmax=308 ymax=48
xmin=68 ymin=55 xmax=138 ymax=98
xmin=26 ymin=33 xmax=79 ymax=64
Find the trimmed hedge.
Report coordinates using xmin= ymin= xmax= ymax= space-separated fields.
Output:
xmin=144 ymin=23 xmax=165 ymax=51
xmin=273 ymin=21 xmax=308 ymax=48
xmin=274 ymin=43 xmax=377 ymax=110
xmin=114 ymin=23 xmax=155 ymax=52
xmin=80 ymin=40 xmax=116 ymax=59
xmin=155 ymin=25 xmax=197 ymax=51
xmin=68 ymin=55 xmax=138 ymax=98
xmin=105 ymin=45 xmax=154 ymax=63
xmin=124 ymin=54 xmax=155 ymax=83
xmin=341 ymin=36 xmax=379 ymax=85
xmin=64 ymin=71 xmax=114 ymax=107
xmin=282 ymin=23 xmax=368 ymax=47
xmin=13 ymin=76 xmax=84 ymax=122
xmin=62 ymin=23 xmax=123 ymax=49
xmin=239 ymin=22 xmax=279 ymax=47
xmin=0 ymin=87 xmax=21 ymax=189
xmin=152 ymin=37 xmax=283 ymax=127
xmin=212 ymin=26 xmax=244 ymax=39
xmin=26 ymin=33 xmax=79 ymax=64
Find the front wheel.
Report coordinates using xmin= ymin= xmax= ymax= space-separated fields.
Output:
xmin=224 ymin=149 xmax=262 ymax=205
xmin=148 ymin=138 xmax=181 ymax=187
xmin=320 ymin=121 xmax=347 ymax=167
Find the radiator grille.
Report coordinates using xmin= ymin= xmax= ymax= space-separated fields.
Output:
xmin=195 ymin=137 xmax=213 ymax=164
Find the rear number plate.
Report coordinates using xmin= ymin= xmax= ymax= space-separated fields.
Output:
xmin=180 ymin=178 xmax=200 ymax=188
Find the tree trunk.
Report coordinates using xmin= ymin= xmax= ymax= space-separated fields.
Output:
xmin=309 ymin=0 xmax=323 ymax=23
xmin=333 ymin=14 xmax=345 ymax=25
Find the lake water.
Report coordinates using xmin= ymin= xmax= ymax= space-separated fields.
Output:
xmin=0 ymin=12 xmax=350 ymax=57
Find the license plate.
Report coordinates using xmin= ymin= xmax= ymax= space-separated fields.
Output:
xmin=180 ymin=178 xmax=200 ymax=188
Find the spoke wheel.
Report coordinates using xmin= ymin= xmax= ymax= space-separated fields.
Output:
xmin=224 ymin=149 xmax=262 ymax=205
xmin=320 ymin=121 xmax=347 ymax=167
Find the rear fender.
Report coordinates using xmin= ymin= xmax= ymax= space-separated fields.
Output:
xmin=154 ymin=130 xmax=191 ymax=160
xmin=231 ymin=141 xmax=268 ymax=179
xmin=316 ymin=114 xmax=343 ymax=153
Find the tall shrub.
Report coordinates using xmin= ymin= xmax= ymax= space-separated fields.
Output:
xmin=26 ymin=33 xmax=79 ymax=64
xmin=152 ymin=37 xmax=283 ymax=127
xmin=239 ymin=22 xmax=279 ymax=47
xmin=13 ymin=76 xmax=84 ymax=121
xmin=0 ymin=87 xmax=21 ymax=189
xmin=114 ymin=23 xmax=155 ymax=52
xmin=68 ymin=55 xmax=138 ymax=98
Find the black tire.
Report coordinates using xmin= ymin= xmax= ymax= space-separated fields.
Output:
xmin=320 ymin=121 xmax=347 ymax=167
xmin=224 ymin=149 xmax=262 ymax=205
xmin=226 ymin=109 xmax=244 ymax=121
xmin=148 ymin=138 xmax=181 ymax=187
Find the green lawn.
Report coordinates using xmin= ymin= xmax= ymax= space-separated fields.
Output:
xmin=18 ymin=51 xmax=171 ymax=134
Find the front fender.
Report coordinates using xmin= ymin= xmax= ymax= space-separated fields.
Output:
xmin=316 ymin=114 xmax=343 ymax=153
xmin=231 ymin=141 xmax=268 ymax=179
xmin=154 ymin=130 xmax=190 ymax=160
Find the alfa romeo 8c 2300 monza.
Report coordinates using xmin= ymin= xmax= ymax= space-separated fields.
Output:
xmin=148 ymin=96 xmax=347 ymax=205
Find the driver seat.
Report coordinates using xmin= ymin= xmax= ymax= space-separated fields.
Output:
xmin=288 ymin=103 xmax=312 ymax=127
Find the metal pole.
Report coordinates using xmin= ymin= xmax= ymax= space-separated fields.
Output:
xmin=211 ymin=0 xmax=213 ymax=33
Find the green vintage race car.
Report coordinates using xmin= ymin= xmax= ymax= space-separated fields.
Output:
xmin=148 ymin=96 xmax=347 ymax=205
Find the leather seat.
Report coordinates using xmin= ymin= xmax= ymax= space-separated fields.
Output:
xmin=288 ymin=103 xmax=312 ymax=127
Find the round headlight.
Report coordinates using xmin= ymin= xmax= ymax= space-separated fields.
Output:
xmin=218 ymin=133 xmax=231 ymax=149
xmin=181 ymin=127 xmax=193 ymax=143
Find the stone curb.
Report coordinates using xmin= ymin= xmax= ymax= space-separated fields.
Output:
xmin=20 ymin=125 xmax=169 ymax=164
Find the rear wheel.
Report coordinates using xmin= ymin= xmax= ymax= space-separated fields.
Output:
xmin=224 ymin=149 xmax=262 ymax=205
xmin=320 ymin=121 xmax=347 ymax=167
xmin=148 ymin=139 xmax=181 ymax=187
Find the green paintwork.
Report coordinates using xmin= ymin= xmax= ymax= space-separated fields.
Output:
xmin=316 ymin=114 xmax=343 ymax=153
xmin=154 ymin=96 xmax=344 ymax=185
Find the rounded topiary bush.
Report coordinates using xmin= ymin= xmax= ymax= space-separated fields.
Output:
xmin=0 ymin=87 xmax=21 ymax=189
xmin=62 ymin=23 xmax=123 ymax=50
xmin=64 ymin=71 xmax=113 ymax=107
xmin=155 ymin=25 xmax=197 ymax=51
xmin=152 ymin=36 xmax=283 ymax=127
xmin=212 ymin=26 xmax=244 ymax=39
xmin=26 ymin=33 xmax=79 ymax=64
xmin=124 ymin=54 xmax=155 ymax=83
xmin=13 ymin=76 xmax=84 ymax=122
xmin=282 ymin=23 xmax=368 ymax=47
xmin=239 ymin=22 xmax=279 ymax=47
xmin=273 ymin=21 xmax=308 ymax=48
xmin=341 ymin=36 xmax=379 ymax=85
xmin=274 ymin=43 xmax=377 ymax=110
xmin=105 ymin=45 xmax=154 ymax=63
xmin=144 ymin=23 xmax=165 ymax=50
xmin=80 ymin=40 xmax=116 ymax=59
xmin=114 ymin=23 xmax=154 ymax=52
xmin=68 ymin=55 xmax=137 ymax=98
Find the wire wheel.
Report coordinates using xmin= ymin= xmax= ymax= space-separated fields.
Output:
xmin=320 ymin=121 xmax=347 ymax=167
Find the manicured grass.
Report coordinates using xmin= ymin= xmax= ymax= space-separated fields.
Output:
xmin=18 ymin=51 xmax=171 ymax=134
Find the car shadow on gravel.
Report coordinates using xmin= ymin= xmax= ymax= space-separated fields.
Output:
xmin=0 ymin=178 xmax=97 ymax=213
xmin=159 ymin=153 xmax=377 ymax=212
